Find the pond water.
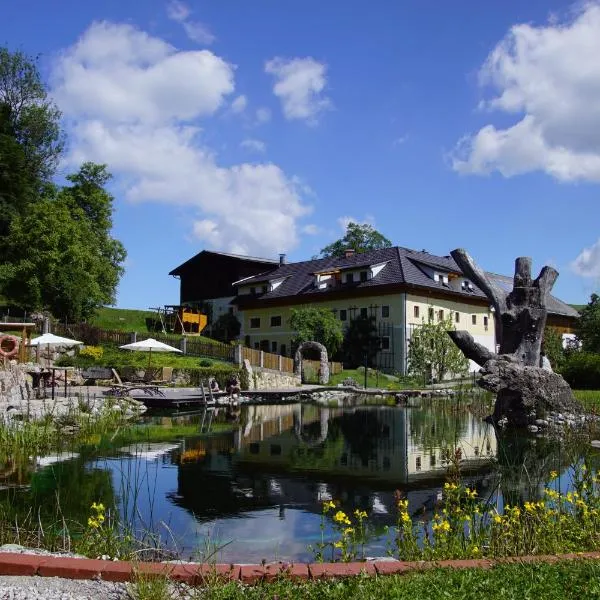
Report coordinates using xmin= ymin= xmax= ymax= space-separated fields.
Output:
xmin=1 ymin=397 xmax=599 ymax=563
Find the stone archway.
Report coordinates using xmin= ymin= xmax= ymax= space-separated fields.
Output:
xmin=294 ymin=341 xmax=330 ymax=384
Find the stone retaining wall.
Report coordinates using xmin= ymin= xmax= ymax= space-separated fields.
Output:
xmin=250 ymin=368 xmax=301 ymax=390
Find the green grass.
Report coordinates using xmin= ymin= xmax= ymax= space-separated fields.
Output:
xmin=131 ymin=560 xmax=600 ymax=600
xmin=89 ymin=307 xmax=156 ymax=332
xmin=328 ymin=369 xmax=424 ymax=390
xmin=573 ymin=389 xmax=600 ymax=411
xmin=57 ymin=344 xmax=232 ymax=370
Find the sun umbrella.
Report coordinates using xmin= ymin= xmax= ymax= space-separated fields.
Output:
xmin=29 ymin=333 xmax=83 ymax=347
xmin=119 ymin=338 xmax=182 ymax=368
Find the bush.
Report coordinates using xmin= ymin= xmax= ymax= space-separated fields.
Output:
xmin=198 ymin=358 xmax=213 ymax=367
xmin=79 ymin=346 xmax=104 ymax=360
xmin=561 ymin=352 xmax=600 ymax=389
xmin=185 ymin=366 xmax=243 ymax=390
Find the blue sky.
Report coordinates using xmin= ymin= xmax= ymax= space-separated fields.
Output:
xmin=4 ymin=0 xmax=600 ymax=309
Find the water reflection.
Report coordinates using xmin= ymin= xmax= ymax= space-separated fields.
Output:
xmin=1 ymin=401 xmax=598 ymax=562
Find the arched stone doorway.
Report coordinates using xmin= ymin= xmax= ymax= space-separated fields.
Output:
xmin=294 ymin=341 xmax=330 ymax=384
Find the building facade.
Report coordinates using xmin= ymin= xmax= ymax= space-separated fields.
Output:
xmin=170 ymin=247 xmax=579 ymax=374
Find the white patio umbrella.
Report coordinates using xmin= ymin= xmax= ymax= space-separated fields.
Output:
xmin=29 ymin=333 xmax=83 ymax=362
xmin=119 ymin=338 xmax=182 ymax=368
xmin=29 ymin=333 xmax=84 ymax=347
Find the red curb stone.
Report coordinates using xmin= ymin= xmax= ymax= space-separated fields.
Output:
xmin=97 ymin=561 xmax=134 ymax=583
xmin=38 ymin=557 xmax=109 ymax=580
xmin=309 ymin=562 xmax=376 ymax=579
xmin=283 ymin=563 xmax=310 ymax=580
xmin=434 ymin=559 xmax=494 ymax=570
xmin=239 ymin=565 xmax=267 ymax=584
xmin=373 ymin=561 xmax=416 ymax=576
xmin=0 ymin=553 xmax=44 ymax=576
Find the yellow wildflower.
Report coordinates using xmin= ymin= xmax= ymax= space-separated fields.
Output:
xmin=344 ymin=527 xmax=355 ymax=536
xmin=323 ymin=501 xmax=336 ymax=512
xmin=471 ymin=546 xmax=480 ymax=555
xmin=87 ymin=517 xmax=99 ymax=529
xmin=401 ymin=512 xmax=411 ymax=524
xmin=334 ymin=541 xmax=343 ymax=549
xmin=550 ymin=470 xmax=558 ymax=480
xmin=493 ymin=515 xmax=502 ymax=524
xmin=354 ymin=509 xmax=368 ymax=519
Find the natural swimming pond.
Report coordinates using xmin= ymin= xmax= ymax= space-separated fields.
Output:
xmin=1 ymin=396 xmax=599 ymax=563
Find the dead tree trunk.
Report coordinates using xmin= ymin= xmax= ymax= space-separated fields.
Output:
xmin=448 ymin=249 xmax=581 ymax=428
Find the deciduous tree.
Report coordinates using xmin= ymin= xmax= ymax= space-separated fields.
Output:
xmin=576 ymin=293 xmax=600 ymax=354
xmin=408 ymin=314 xmax=469 ymax=383
xmin=320 ymin=222 xmax=392 ymax=258
xmin=342 ymin=314 xmax=380 ymax=368
xmin=290 ymin=307 xmax=344 ymax=356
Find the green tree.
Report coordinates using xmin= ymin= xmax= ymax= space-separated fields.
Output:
xmin=0 ymin=49 xmax=63 ymax=240
xmin=0 ymin=164 xmax=126 ymax=321
xmin=320 ymin=222 xmax=392 ymax=258
xmin=408 ymin=314 xmax=469 ymax=383
xmin=289 ymin=307 xmax=344 ymax=356
xmin=576 ymin=293 xmax=600 ymax=354
xmin=211 ymin=312 xmax=241 ymax=343
xmin=543 ymin=326 xmax=566 ymax=371
xmin=342 ymin=314 xmax=380 ymax=368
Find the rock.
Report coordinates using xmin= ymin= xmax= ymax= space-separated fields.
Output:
xmin=478 ymin=355 xmax=583 ymax=427
xmin=527 ymin=425 xmax=539 ymax=433
xmin=591 ymin=440 xmax=600 ymax=449
xmin=534 ymin=419 xmax=549 ymax=428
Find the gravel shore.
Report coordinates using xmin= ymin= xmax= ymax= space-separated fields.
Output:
xmin=0 ymin=576 xmax=129 ymax=600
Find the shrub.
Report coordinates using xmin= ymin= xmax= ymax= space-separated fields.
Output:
xmin=185 ymin=366 xmax=243 ymax=390
xmin=198 ymin=358 xmax=213 ymax=367
xmin=79 ymin=346 xmax=104 ymax=360
xmin=561 ymin=352 xmax=600 ymax=389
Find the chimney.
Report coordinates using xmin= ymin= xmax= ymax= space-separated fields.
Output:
xmin=279 ymin=253 xmax=287 ymax=266
xmin=344 ymin=248 xmax=356 ymax=259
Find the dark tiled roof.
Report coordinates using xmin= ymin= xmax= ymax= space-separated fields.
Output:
xmin=169 ymin=250 xmax=277 ymax=276
xmin=234 ymin=247 xmax=578 ymax=319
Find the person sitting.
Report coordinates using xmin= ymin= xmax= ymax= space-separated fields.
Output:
xmin=209 ymin=378 xmax=220 ymax=393
xmin=225 ymin=374 xmax=241 ymax=399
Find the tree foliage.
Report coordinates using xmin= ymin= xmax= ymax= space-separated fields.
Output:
xmin=320 ymin=222 xmax=392 ymax=258
xmin=576 ymin=294 xmax=600 ymax=354
xmin=543 ymin=326 xmax=566 ymax=371
xmin=408 ymin=314 xmax=469 ymax=383
xmin=0 ymin=48 xmax=63 ymax=239
xmin=342 ymin=314 xmax=381 ymax=368
xmin=0 ymin=163 xmax=126 ymax=321
xmin=289 ymin=307 xmax=344 ymax=356
xmin=211 ymin=312 xmax=241 ymax=344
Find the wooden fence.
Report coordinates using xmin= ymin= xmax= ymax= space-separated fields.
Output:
xmin=52 ymin=322 xmax=342 ymax=376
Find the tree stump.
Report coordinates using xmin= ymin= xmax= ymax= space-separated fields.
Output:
xmin=448 ymin=249 xmax=582 ymax=427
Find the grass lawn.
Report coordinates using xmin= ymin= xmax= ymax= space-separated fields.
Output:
xmin=573 ymin=389 xmax=600 ymax=411
xmin=329 ymin=369 xmax=433 ymax=391
xmin=59 ymin=344 xmax=233 ymax=370
xmin=135 ymin=560 xmax=600 ymax=599
xmin=89 ymin=307 xmax=156 ymax=332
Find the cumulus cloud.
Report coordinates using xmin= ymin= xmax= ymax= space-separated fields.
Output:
xmin=452 ymin=3 xmax=600 ymax=181
xmin=265 ymin=57 xmax=331 ymax=124
xmin=167 ymin=0 xmax=215 ymax=45
xmin=572 ymin=239 xmax=600 ymax=278
xmin=302 ymin=224 xmax=321 ymax=235
xmin=240 ymin=138 xmax=266 ymax=153
xmin=52 ymin=21 xmax=310 ymax=256
xmin=255 ymin=107 xmax=271 ymax=125
xmin=231 ymin=94 xmax=247 ymax=114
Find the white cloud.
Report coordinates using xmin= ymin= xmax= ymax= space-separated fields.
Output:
xmin=231 ymin=94 xmax=247 ymax=114
xmin=452 ymin=3 xmax=600 ymax=182
xmin=52 ymin=21 xmax=232 ymax=123
xmin=302 ymin=224 xmax=320 ymax=235
xmin=52 ymin=21 xmax=311 ymax=257
xmin=265 ymin=57 xmax=331 ymax=124
xmin=572 ymin=239 xmax=600 ymax=278
xmin=167 ymin=0 xmax=215 ymax=45
xmin=393 ymin=134 xmax=409 ymax=146
xmin=255 ymin=107 xmax=271 ymax=124
xmin=337 ymin=215 xmax=375 ymax=231
xmin=240 ymin=138 xmax=266 ymax=153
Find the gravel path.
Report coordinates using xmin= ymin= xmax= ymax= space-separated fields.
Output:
xmin=0 ymin=576 xmax=130 ymax=600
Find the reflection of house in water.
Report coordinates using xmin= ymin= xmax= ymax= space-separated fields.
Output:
xmin=170 ymin=404 xmax=498 ymax=524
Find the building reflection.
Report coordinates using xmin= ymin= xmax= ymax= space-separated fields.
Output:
xmin=169 ymin=403 xmax=498 ymax=525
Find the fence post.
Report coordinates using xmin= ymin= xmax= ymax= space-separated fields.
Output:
xmin=130 ymin=331 xmax=137 ymax=343
xmin=181 ymin=337 xmax=187 ymax=355
xmin=260 ymin=351 xmax=264 ymax=368
xmin=278 ymin=355 xmax=282 ymax=372
xmin=234 ymin=344 xmax=243 ymax=367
